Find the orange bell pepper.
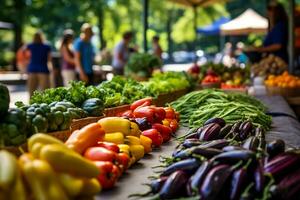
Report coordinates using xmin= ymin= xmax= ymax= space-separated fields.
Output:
xmin=65 ymin=123 xmax=105 ymax=154
xmin=140 ymin=135 xmax=152 ymax=154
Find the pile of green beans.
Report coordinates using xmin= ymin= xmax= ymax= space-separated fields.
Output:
xmin=170 ymin=89 xmax=271 ymax=130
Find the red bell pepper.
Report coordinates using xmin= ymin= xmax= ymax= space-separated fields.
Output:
xmin=116 ymin=153 xmax=130 ymax=172
xmin=152 ymin=123 xmax=172 ymax=142
xmin=94 ymin=161 xmax=120 ymax=189
xmin=164 ymin=107 xmax=176 ymax=119
xmin=97 ymin=142 xmax=120 ymax=153
xmin=84 ymin=147 xmax=117 ymax=163
xmin=152 ymin=107 xmax=166 ymax=123
xmin=175 ymin=112 xmax=180 ymax=121
xmin=130 ymin=97 xmax=152 ymax=111
xmin=133 ymin=106 xmax=155 ymax=123
xmin=142 ymin=129 xmax=163 ymax=147
xmin=116 ymin=110 xmax=133 ymax=118
xmin=169 ymin=119 xmax=179 ymax=132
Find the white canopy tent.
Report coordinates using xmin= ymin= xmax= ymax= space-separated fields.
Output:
xmin=220 ymin=8 xmax=268 ymax=35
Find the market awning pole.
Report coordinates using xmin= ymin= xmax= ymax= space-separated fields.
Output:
xmin=142 ymin=0 xmax=149 ymax=52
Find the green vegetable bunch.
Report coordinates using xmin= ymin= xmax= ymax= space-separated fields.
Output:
xmin=171 ymin=89 xmax=271 ymax=130
xmin=125 ymin=53 xmax=161 ymax=78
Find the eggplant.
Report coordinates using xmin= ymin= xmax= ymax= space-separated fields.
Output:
xmin=173 ymin=146 xmax=222 ymax=160
xmin=198 ymin=139 xmax=230 ymax=149
xmin=230 ymin=168 xmax=248 ymax=200
xmin=161 ymin=158 xmax=201 ymax=177
xmin=186 ymin=132 xmax=199 ymax=139
xmin=231 ymin=121 xmax=242 ymax=133
xmin=134 ymin=117 xmax=152 ymax=131
xmin=267 ymin=139 xmax=285 ymax=159
xmin=219 ymin=124 xmax=233 ymax=139
xmin=273 ymin=168 xmax=300 ymax=200
xmin=239 ymin=121 xmax=253 ymax=141
xmin=223 ymin=145 xmax=246 ymax=152
xmin=264 ymin=153 xmax=300 ymax=181
xmin=242 ymin=136 xmax=259 ymax=151
xmin=203 ymin=117 xmax=226 ymax=128
xmin=186 ymin=161 xmax=212 ymax=196
xmin=149 ymin=176 xmax=169 ymax=194
xmin=212 ymin=150 xmax=255 ymax=164
xmin=199 ymin=123 xmax=221 ymax=141
xmin=254 ymin=159 xmax=264 ymax=193
xmin=159 ymin=170 xmax=189 ymax=199
xmin=182 ymin=138 xmax=202 ymax=148
xmin=200 ymin=164 xmax=232 ymax=200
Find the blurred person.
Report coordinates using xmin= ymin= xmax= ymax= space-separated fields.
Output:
xmin=60 ymin=29 xmax=76 ymax=86
xmin=16 ymin=42 xmax=30 ymax=74
xmin=222 ymin=42 xmax=234 ymax=66
xmin=74 ymin=23 xmax=95 ymax=85
xmin=112 ymin=31 xmax=133 ymax=75
xmin=235 ymin=42 xmax=248 ymax=64
xmin=26 ymin=31 xmax=52 ymax=97
xmin=152 ymin=35 xmax=163 ymax=59
xmin=245 ymin=2 xmax=288 ymax=63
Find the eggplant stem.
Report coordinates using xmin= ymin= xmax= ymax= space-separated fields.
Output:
xmin=128 ymin=191 xmax=152 ymax=198
xmin=152 ymin=165 xmax=167 ymax=169
xmin=148 ymin=175 xmax=159 ymax=180
xmin=231 ymin=160 xmax=243 ymax=170
xmin=147 ymin=194 xmax=160 ymax=200
xmin=261 ymin=174 xmax=275 ymax=200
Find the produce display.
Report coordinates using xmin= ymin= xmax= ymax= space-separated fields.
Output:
xmin=252 ymin=54 xmax=287 ymax=77
xmin=64 ymin=98 xmax=180 ymax=189
xmin=265 ymin=71 xmax=300 ymax=88
xmin=125 ymin=53 xmax=161 ymax=78
xmin=195 ymin=63 xmax=250 ymax=88
xmin=143 ymin=72 xmax=192 ymax=96
xmin=135 ymin=118 xmax=300 ymax=200
xmin=0 ymin=134 xmax=101 ymax=200
xmin=170 ymin=89 xmax=271 ymax=130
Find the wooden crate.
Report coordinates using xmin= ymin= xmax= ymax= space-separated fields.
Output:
xmin=222 ymin=87 xmax=248 ymax=94
xmin=70 ymin=116 xmax=105 ymax=132
xmin=266 ymin=86 xmax=300 ymax=97
xmin=201 ymin=82 xmax=221 ymax=89
xmin=153 ymin=88 xmax=188 ymax=106
xmin=103 ymin=105 xmax=131 ymax=117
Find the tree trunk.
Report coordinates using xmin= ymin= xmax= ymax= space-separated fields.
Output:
xmin=98 ymin=5 xmax=106 ymax=50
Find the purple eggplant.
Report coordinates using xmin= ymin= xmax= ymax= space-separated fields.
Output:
xmin=186 ymin=132 xmax=199 ymax=139
xmin=149 ymin=176 xmax=168 ymax=193
xmin=223 ymin=145 xmax=246 ymax=152
xmin=159 ymin=170 xmax=189 ymax=199
xmin=173 ymin=147 xmax=222 ymax=160
xmin=230 ymin=168 xmax=248 ymax=200
xmin=264 ymin=153 xmax=300 ymax=181
xmin=231 ymin=121 xmax=242 ymax=133
xmin=134 ymin=117 xmax=152 ymax=131
xmin=219 ymin=124 xmax=233 ymax=139
xmin=273 ymin=168 xmax=300 ymax=200
xmin=203 ymin=117 xmax=226 ymax=128
xmin=212 ymin=150 xmax=255 ymax=164
xmin=254 ymin=159 xmax=264 ymax=193
xmin=198 ymin=139 xmax=230 ymax=149
xmin=182 ymin=138 xmax=202 ymax=148
xmin=187 ymin=161 xmax=212 ymax=196
xmin=239 ymin=121 xmax=253 ymax=141
xmin=199 ymin=123 xmax=221 ymax=141
xmin=267 ymin=139 xmax=285 ymax=159
xmin=200 ymin=164 xmax=232 ymax=200
xmin=242 ymin=136 xmax=259 ymax=151
xmin=160 ymin=158 xmax=201 ymax=177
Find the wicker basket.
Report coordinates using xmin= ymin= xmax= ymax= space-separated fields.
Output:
xmin=153 ymin=88 xmax=188 ymax=106
xmin=70 ymin=116 xmax=105 ymax=132
xmin=266 ymin=86 xmax=300 ymax=97
xmin=104 ymin=105 xmax=131 ymax=117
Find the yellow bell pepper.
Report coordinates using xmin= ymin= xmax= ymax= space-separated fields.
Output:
xmin=98 ymin=117 xmax=131 ymax=135
xmin=104 ymin=132 xmax=124 ymax=144
xmin=118 ymin=144 xmax=130 ymax=155
xmin=9 ymin=166 xmax=26 ymax=200
xmin=162 ymin=119 xmax=170 ymax=127
xmin=18 ymin=153 xmax=34 ymax=166
xmin=58 ymin=173 xmax=84 ymax=197
xmin=28 ymin=133 xmax=64 ymax=153
xmin=140 ymin=135 xmax=152 ymax=154
xmin=39 ymin=144 xmax=99 ymax=178
xmin=0 ymin=150 xmax=18 ymax=191
xmin=21 ymin=159 xmax=68 ymax=200
xmin=128 ymin=156 xmax=136 ymax=167
xmin=31 ymin=142 xmax=45 ymax=158
xmin=129 ymin=145 xmax=145 ymax=161
xmin=80 ymin=178 xmax=102 ymax=196
xmin=130 ymin=122 xmax=141 ymax=137
xmin=125 ymin=136 xmax=141 ymax=145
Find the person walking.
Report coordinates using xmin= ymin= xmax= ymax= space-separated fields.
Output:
xmin=26 ymin=31 xmax=52 ymax=97
xmin=74 ymin=23 xmax=95 ymax=85
xmin=60 ymin=29 xmax=76 ymax=86
xmin=112 ymin=31 xmax=133 ymax=75
xmin=152 ymin=36 xmax=163 ymax=60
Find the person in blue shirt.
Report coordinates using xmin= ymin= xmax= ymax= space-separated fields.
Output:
xmin=74 ymin=23 xmax=95 ymax=85
xmin=246 ymin=2 xmax=288 ymax=63
xmin=26 ymin=31 xmax=52 ymax=97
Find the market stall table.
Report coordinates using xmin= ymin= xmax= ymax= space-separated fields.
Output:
xmin=97 ymin=95 xmax=300 ymax=200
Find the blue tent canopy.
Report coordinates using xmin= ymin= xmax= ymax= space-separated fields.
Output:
xmin=197 ymin=17 xmax=230 ymax=35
